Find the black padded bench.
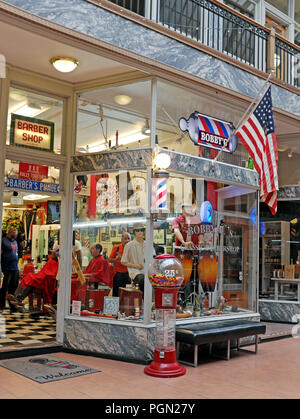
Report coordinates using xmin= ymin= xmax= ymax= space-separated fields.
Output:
xmin=176 ymin=319 xmax=266 ymax=367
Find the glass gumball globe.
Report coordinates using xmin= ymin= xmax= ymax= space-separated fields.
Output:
xmin=148 ymin=254 xmax=185 ymax=288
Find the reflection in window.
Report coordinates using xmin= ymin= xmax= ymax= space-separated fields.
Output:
xmin=76 ymin=80 xmax=151 ymax=153
xmin=70 ymin=172 xmax=257 ymax=321
xmin=156 ymin=80 xmax=249 ymax=167
xmin=7 ymin=87 xmax=63 ymax=154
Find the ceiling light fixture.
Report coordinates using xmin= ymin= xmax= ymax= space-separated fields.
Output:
xmin=50 ymin=57 xmax=79 ymax=73
xmin=114 ymin=95 xmax=132 ymax=106
xmin=288 ymin=150 xmax=293 ymax=158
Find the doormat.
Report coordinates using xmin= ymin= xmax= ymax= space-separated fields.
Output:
xmin=0 ymin=355 xmax=101 ymax=383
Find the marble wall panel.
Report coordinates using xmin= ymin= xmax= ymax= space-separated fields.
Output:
xmin=71 ymin=148 xmax=152 ymax=173
xmin=278 ymin=185 xmax=300 ymax=200
xmin=259 ymin=299 xmax=300 ymax=323
xmin=70 ymin=148 xmax=259 ymax=187
xmin=63 ymin=319 xmax=156 ymax=363
xmin=4 ymin=0 xmax=300 ymax=116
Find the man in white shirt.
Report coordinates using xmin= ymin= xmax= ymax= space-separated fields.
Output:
xmin=121 ymin=223 xmax=145 ymax=293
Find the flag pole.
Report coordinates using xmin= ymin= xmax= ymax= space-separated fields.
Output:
xmin=212 ymin=70 xmax=274 ymax=165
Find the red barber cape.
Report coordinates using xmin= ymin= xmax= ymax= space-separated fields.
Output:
xmin=83 ymin=255 xmax=114 ymax=288
xmin=22 ymin=258 xmax=58 ymax=304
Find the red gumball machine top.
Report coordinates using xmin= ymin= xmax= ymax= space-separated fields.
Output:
xmin=148 ymin=254 xmax=185 ymax=288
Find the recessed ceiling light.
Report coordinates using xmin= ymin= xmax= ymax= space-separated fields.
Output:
xmin=23 ymin=194 xmax=51 ymax=200
xmin=50 ymin=57 xmax=79 ymax=73
xmin=114 ymin=95 xmax=132 ymax=106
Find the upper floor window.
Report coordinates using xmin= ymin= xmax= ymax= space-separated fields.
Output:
xmin=223 ymin=0 xmax=255 ymax=19
xmin=266 ymin=0 xmax=289 ymax=15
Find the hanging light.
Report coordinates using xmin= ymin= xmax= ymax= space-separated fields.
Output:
xmin=154 ymin=152 xmax=171 ymax=170
xmin=143 ymin=119 xmax=151 ymax=135
xmin=50 ymin=57 xmax=79 ymax=73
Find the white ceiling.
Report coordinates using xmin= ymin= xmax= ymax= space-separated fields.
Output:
xmin=0 ymin=21 xmax=131 ymax=83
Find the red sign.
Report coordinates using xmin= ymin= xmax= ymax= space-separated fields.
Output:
xmin=19 ymin=162 xmax=48 ymax=182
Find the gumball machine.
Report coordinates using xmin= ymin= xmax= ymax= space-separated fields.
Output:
xmin=144 ymin=255 xmax=186 ymax=378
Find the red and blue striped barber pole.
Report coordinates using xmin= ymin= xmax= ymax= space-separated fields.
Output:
xmin=152 ymin=177 xmax=168 ymax=212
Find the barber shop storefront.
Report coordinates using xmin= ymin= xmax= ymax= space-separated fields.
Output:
xmin=0 ymin=3 xmax=263 ymax=363
xmin=0 ymin=74 xmax=261 ymax=362
xmin=60 ymin=79 xmax=261 ymax=364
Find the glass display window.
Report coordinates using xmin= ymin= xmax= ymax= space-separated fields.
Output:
xmin=70 ymin=170 xmax=148 ymax=321
xmin=69 ymin=167 xmax=258 ymax=322
xmin=156 ymin=80 xmax=249 ymax=168
xmin=259 ymin=200 xmax=300 ymax=302
xmin=76 ymin=80 xmax=151 ymax=153
xmin=2 ymin=159 xmax=61 ymax=290
xmin=7 ymin=86 xmax=63 ymax=154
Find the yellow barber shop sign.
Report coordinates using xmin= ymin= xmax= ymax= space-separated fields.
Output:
xmin=10 ymin=114 xmax=54 ymax=152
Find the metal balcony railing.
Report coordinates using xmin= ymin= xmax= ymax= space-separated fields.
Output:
xmin=152 ymin=0 xmax=269 ymax=73
xmin=107 ymin=0 xmax=300 ymax=89
xmin=274 ymin=35 xmax=300 ymax=88
xmin=108 ymin=0 xmax=145 ymax=15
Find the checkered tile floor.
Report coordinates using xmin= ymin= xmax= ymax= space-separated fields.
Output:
xmin=0 ymin=308 xmax=56 ymax=350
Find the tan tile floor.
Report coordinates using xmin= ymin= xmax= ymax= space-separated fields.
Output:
xmin=1 ymin=336 xmax=300 ymax=399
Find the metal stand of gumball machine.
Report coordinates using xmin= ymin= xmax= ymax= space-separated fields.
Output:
xmin=144 ymin=255 xmax=186 ymax=378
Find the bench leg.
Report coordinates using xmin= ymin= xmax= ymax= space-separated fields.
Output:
xmin=209 ymin=340 xmax=231 ymax=361
xmin=237 ymin=335 xmax=259 ymax=354
xmin=176 ymin=342 xmax=199 ymax=367
xmin=194 ymin=344 xmax=198 ymax=367
xmin=227 ymin=339 xmax=230 ymax=360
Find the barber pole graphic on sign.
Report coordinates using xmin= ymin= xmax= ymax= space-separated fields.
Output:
xmin=179 ymin=111 xmax=238 ymax=153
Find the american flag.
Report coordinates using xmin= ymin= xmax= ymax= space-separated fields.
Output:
xmin=235 ymin=86 xmax=278 ymax=215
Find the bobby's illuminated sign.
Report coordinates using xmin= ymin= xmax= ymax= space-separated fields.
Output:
xmin=200 ymin=201 xmax=213 ymax=223
xmin=10 ymin=114 xmax=54 ymax=152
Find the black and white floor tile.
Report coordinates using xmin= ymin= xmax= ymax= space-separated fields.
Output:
xmin=0 ymin=308 xmax=56 ymax=349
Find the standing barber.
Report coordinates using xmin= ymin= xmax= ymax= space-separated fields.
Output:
xmin=121 ymin=223 xmax=145 ymax=294
xmin=0 ymin=227 xmax=19 ymax=312
xmin=109 ymin=232 xmax=131 ymax=297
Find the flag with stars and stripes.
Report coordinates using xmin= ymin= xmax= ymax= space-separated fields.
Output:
xmin=235 ymin=86 xmax=279 ymax=215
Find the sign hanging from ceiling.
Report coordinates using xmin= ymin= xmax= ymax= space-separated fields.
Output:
xmin=19 ymin=162 xmax=49 ymax=182
xmin=6 ymin=177 xmax=59 ymax=194
xmin=10 ymin=114 xmax=54 ymax=152
xmin=179 ymin=111 xmax=238 ymax=153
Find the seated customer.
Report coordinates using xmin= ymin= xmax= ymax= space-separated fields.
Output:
xmin=8 ymin=251 xmax=59 ymax=312
xmin=83 ymin=243 xmax=114 ymax=289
